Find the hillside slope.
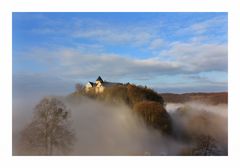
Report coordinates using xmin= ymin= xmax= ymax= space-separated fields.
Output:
xmin=69 ymin=84 xmax=171 ymax=134
xmin=161 ymin=92 xmax=228 ymax=104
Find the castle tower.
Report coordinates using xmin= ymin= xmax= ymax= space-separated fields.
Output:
xmin=95 ymin=76 xmax=104 ymax=93
xmin=96 ymin=76 xmax=103 ymax=85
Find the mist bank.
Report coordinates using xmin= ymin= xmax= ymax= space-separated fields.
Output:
xmin=63 ymin=97 xmax=185 ymax=155
xmin=13 ymin=98 xmax=227 ymax=155
xmin=13 ymin=95 xmax=187 ymax=155
xmin=166 ymin=101 xmax=228 ymax=155
xmin=13 ymin=90 xmax=228 ymax=155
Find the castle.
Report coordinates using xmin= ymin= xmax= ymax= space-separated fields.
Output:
xmin=85 ymin=76 xmax=122 ymax=93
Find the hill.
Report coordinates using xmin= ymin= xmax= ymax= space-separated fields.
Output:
xmin=69 ymin=83 xmax=171 ymax=134
xmin=160 ymin=92 xmax=228 ymax=104
xmin=67 ymin=83 xmax=227 ymax=155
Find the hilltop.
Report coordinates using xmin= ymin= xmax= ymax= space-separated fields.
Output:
xmin=69 ymin=82 xmax=172 ymax=134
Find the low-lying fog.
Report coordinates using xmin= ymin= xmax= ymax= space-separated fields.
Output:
xmin=13 ymin=96 xmax=228 ymax=155
xmin=167 ymin=102 xmax=228 ymax=152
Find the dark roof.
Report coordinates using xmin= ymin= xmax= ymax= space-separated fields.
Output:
xmin=96 ymin=76 xmax=103 ymax=82
xmin=89 ymin=82 xmax=96 ymax=86
xmin=102 ymin=81 xmax=122 ymax=86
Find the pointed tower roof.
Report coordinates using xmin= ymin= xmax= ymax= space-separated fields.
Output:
xmin=88 ymin=82 xmax=96 ymax=86
xmin=96 ymin=76 xmax=103 ymax=82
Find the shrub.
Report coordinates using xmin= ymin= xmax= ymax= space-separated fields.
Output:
xmin=84 ymin=87 xmax=98 ymax=99
xmin=180 ymin=135 xmax=223 ymax=156
xmin=101 ymin=85 xmax=129 ymax=104
xmin=127 ymin=84 xmax=164 ymax=107
xmin=133 ymin=101 xmax=172 ymax=134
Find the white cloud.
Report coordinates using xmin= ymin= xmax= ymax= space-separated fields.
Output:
xmin=72 ymin=26 xmax=154 ymax=47
xmin=13 ymin=73 xmax=75 ymax=99
xmin=178 ymin=16 xmax=227 ymax=35
xmin=14 ymin=42 xmax=228 ymax=95
xmin=21 ymin=39 xmax=227 ymax=83
xmin=149 ymin=38 xmax=164 ymax=50
xmin=22 ymin=47 xmax=183 ymax=81
xmin=160 ymin=42 xmax=228 ymax=72
xmin=28 ymin=16 xmax=163 ymax=48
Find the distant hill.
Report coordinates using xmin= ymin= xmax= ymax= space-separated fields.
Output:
xmin=160 ymin=92 xmax=228 ymax=104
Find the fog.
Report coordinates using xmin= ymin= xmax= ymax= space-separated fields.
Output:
xmin=63 ymin=97 xmax=187 ymax=155
xmin=13 ymin=96 xmax=186 ymax=155
xmin=13 ymin=96 xmax=228 ymax=155
xmin=167 ymin=101 xmax=228 ymax=154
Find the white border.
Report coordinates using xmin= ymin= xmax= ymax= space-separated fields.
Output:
xmin=0 ymin=0 xmax=240 ymax=168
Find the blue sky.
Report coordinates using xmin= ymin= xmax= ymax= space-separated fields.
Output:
xmin=13 ymin=12 xmax=228 ymax=96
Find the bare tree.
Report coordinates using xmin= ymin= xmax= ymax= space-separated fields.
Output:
xmin=75 ymin=83 xmax=84 ymax=93
xmin=191 ymin=135 xmax=222 ymax=155
xmin=19 ymin=97 xmax=75 ymax=155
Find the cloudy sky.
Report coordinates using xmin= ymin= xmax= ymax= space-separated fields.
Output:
xmin=13 ymin=12 xmax=227 ymax=97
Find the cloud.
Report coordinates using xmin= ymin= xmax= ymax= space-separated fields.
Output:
xmin=178 ymin=16 xmax=227 ymax=35
xmin=25 ymin=15 xmax=160 ymax=48
xmin=18 ymin=40 xmax=227 ymax=84
xmin=149 ymin=38 xmax=164 ymax=50
xmin=13 ymin=73 xmax=75 ymax=99
xmin=160 ymin=42 xmax=228 ymax=72
xmin=27 ymin=47 xmax=182 ymax=80
xmin=72 ymin=25 xmax=155 ymax=47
